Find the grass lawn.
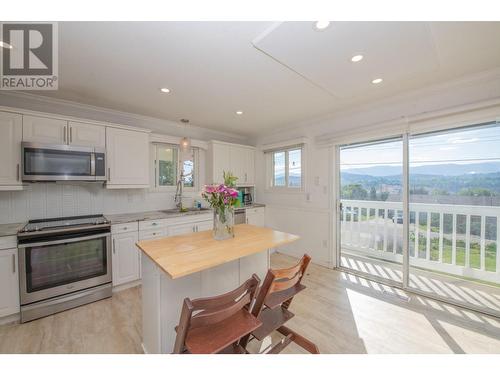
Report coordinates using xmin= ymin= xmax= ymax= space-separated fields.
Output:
xmin=411 ymin=234 xmax=497 ymax=272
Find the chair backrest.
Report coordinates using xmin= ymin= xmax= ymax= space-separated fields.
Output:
xmin=251 ymin=254 xmax=311 ymax=317
xmin=173 ymin=274 xmax=260 ymax=353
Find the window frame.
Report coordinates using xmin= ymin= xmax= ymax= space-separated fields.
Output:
xmin=151 ymin=143 xmax=199 ymax=192
xmin=266 ymin=144 xmax=305 ymax=192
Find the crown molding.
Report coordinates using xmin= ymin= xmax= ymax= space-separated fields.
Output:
xmin=0 ymin=91 xmax=250 ymax=144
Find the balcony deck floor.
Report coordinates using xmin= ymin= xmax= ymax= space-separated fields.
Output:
xmin=341 ymin=249 xmax=500 ymax=316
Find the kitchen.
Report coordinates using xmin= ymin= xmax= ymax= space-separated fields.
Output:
xmin=2 ymin=12 xmax=500 ymax=372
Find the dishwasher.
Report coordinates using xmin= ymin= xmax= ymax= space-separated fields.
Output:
xmin=234 ymin=209 xmax=246 ymax=224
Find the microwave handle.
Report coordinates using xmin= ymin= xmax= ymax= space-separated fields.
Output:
xmin=18 ymin=232 xmax=110 ymax=248
xmin=90 ymin=153 xmax=96 ymax=176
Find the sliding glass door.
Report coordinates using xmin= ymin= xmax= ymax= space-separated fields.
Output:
xmin=339 ymin=138 xmax=404 ymax=285
xmin=408 ymin=123 xmax=500 ymax=315
xmin=337 ymin=122 xmax=500 ymax=316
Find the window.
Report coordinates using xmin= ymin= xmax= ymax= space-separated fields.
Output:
xmin=269 ymin=146 xmax=303 ymax=189
xmin=152 ymin=143 xmax=197 ymax=190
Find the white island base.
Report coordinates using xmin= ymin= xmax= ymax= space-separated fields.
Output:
xmin=141 ymin=250 xmax=270 ymax=354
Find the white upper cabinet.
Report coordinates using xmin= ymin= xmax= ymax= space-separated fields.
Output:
xmin=68 ymin=121 xmax=106 ymax=148
xmin=0 ymin=112 xmax=23 ymax=190
xmin=22 ymin=115 xmax=67 ymax=144
xmin=208 ymin=141 xmax=255 ymax=186
xmin=243 ymin=147 xmax=255 ymax=185
xmin=230 ymin=145 xmax=246 ymax=183
xmin=22 ymin=115 xmax=106 ymax=148
xmin=210 ymin=142 xmax=231 ymax=184
xmin=106 ymin=127 xmax=149 ymax=188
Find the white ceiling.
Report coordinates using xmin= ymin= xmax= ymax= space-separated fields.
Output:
xmin=34 ymin=21 xmax=500 ymax=137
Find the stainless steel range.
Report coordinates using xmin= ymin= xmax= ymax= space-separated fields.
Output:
xmin=17 ymin=214 xmax=112 ymax=322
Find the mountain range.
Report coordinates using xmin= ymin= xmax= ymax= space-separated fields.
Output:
xmin=343 ymin=162 xmax=500 ymax=177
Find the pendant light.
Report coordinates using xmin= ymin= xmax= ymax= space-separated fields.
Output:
xmin=179 ymin=119 xmax=191 ymax=160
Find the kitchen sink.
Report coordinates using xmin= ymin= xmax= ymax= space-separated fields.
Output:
xmin=161 ymin=207 xmax=211 ymax=214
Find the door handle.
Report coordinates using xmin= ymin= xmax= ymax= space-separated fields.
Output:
xmin=112 ymin=238 xmax=116 ymax=254
xmin=12 ymin=254 xmax=16 ymax=273
xmin=70 ymin=127 xmax=73 ymax=143
xmin=16 ymin=164 xmax=20 ymax=181
xmin=108 ymin=168 xmax=111 ymax=181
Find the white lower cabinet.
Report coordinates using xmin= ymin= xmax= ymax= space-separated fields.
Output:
xmin=112 ymin=231 xmax=140 ymax=286
xmin=0 ymin=245 xmax=20 ymax=318
xmin=168 ymin=219 xmax=212 ymax=236
xmin=246 ymin=207 xmax=265 ymax=227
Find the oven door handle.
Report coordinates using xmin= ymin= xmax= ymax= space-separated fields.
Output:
xmin=18 ymin=232 xmax=110 ymax=248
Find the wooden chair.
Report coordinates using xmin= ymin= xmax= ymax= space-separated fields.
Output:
xmin=242 ymin=254 xmax=319 ymax=354
xmin=173 ymin=274 xmax=262 ymax=354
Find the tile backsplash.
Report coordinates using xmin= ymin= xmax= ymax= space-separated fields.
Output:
xmin=0 ymin=183 xmax=202 ymax=224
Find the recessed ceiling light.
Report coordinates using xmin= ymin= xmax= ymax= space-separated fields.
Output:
xmin=0 ymin=41 xmax=13 ymax=49
xmin=160 ymin=88 xmax=170 ymax=93
xmin=236 ymin=111 xmax=243 ymax=115
xmin=314 ymin=21 xmax=330 ymax=31
xmin=351 ymin=55 xmax=363 ymax=62
xmin=372 ymin=78 xmax=383 ymax=84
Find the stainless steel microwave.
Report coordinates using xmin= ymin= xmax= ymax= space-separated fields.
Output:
xmin=22 ymin=142 xmax=106 ymax=182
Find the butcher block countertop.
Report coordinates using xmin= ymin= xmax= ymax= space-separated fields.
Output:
xmin=136 ymin=224 xmax=299 ymax=279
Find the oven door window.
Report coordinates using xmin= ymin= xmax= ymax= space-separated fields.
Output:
xmin=25 ymin=237 xmax=108 ymax=293
xmin=24 ymin=148 xmax=92 ymax=176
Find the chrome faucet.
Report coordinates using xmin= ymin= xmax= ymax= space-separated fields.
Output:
xmin=174 ymin=171 xmax=184 ymax=210
xmin=174 ymin=169 xmax=193 ymax=210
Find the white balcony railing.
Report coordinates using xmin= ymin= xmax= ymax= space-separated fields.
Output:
xmin=341 ymin=199 xmax=500 ymax=284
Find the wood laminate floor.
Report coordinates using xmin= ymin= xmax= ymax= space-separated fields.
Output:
xmin=1 ymin=253 xmax=500 ymax=354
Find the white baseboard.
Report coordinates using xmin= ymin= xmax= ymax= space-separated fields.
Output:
xmin=112 ymin=279 xmax=142 ymax=293
xmin=0 ymin=312 xmax=20 ymax=326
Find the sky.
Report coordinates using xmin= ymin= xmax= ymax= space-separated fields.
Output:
xmin=340 ymin=122 xmax=500 ymax=170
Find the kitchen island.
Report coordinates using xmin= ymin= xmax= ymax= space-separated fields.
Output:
xmin=136 ymin=223 xmax=299 ymax=354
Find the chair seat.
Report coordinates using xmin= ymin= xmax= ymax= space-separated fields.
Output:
xmin=185 ymin=309 xmax=262 ymax=354
xmin=252 ymin=306 xmax=294 ymax=341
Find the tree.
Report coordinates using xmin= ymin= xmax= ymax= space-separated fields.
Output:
xmin=431 ymin=188 xmax=449 ymax=196
xmin=342 ymin=184 xmax=368 ymax=200
xmin=410 ymin=187 xmax=428 ymax=195
xmin=458 ymin=188 xmax=494 ymax=197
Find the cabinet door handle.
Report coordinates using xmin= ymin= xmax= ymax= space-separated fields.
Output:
xmin=70 ymin=127 xmax=73 ymax=143
xmin=63 ymin=127 xmax=67 ymax=143
xmin=16 ymin=164 xmax=20 ymax=181
xmin=112 ymin=238 xmax=116 ymax=254
xmin=108 ymin=168 xmax=111 ymax=181
xmin=152 ymin=222 xmax=158 ymax=226
xmin=12 ymin=254 xmax=16 ymax=273
xmin=245 ymin=173 xmax=247 ymax=182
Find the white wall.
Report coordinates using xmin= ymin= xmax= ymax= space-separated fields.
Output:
xmin=0 ymin=148 xmax=207 ymax=224
xmin=0 ymin=93 xmax=235 ymax=225
xmin=255 ymin=68 xmax=500 ymax=268
xmin=0 ymin=183 xmax=204 ymax=224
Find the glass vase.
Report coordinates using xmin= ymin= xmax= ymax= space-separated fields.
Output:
xmin=213 ymin=206 xmax=235 ymax=240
